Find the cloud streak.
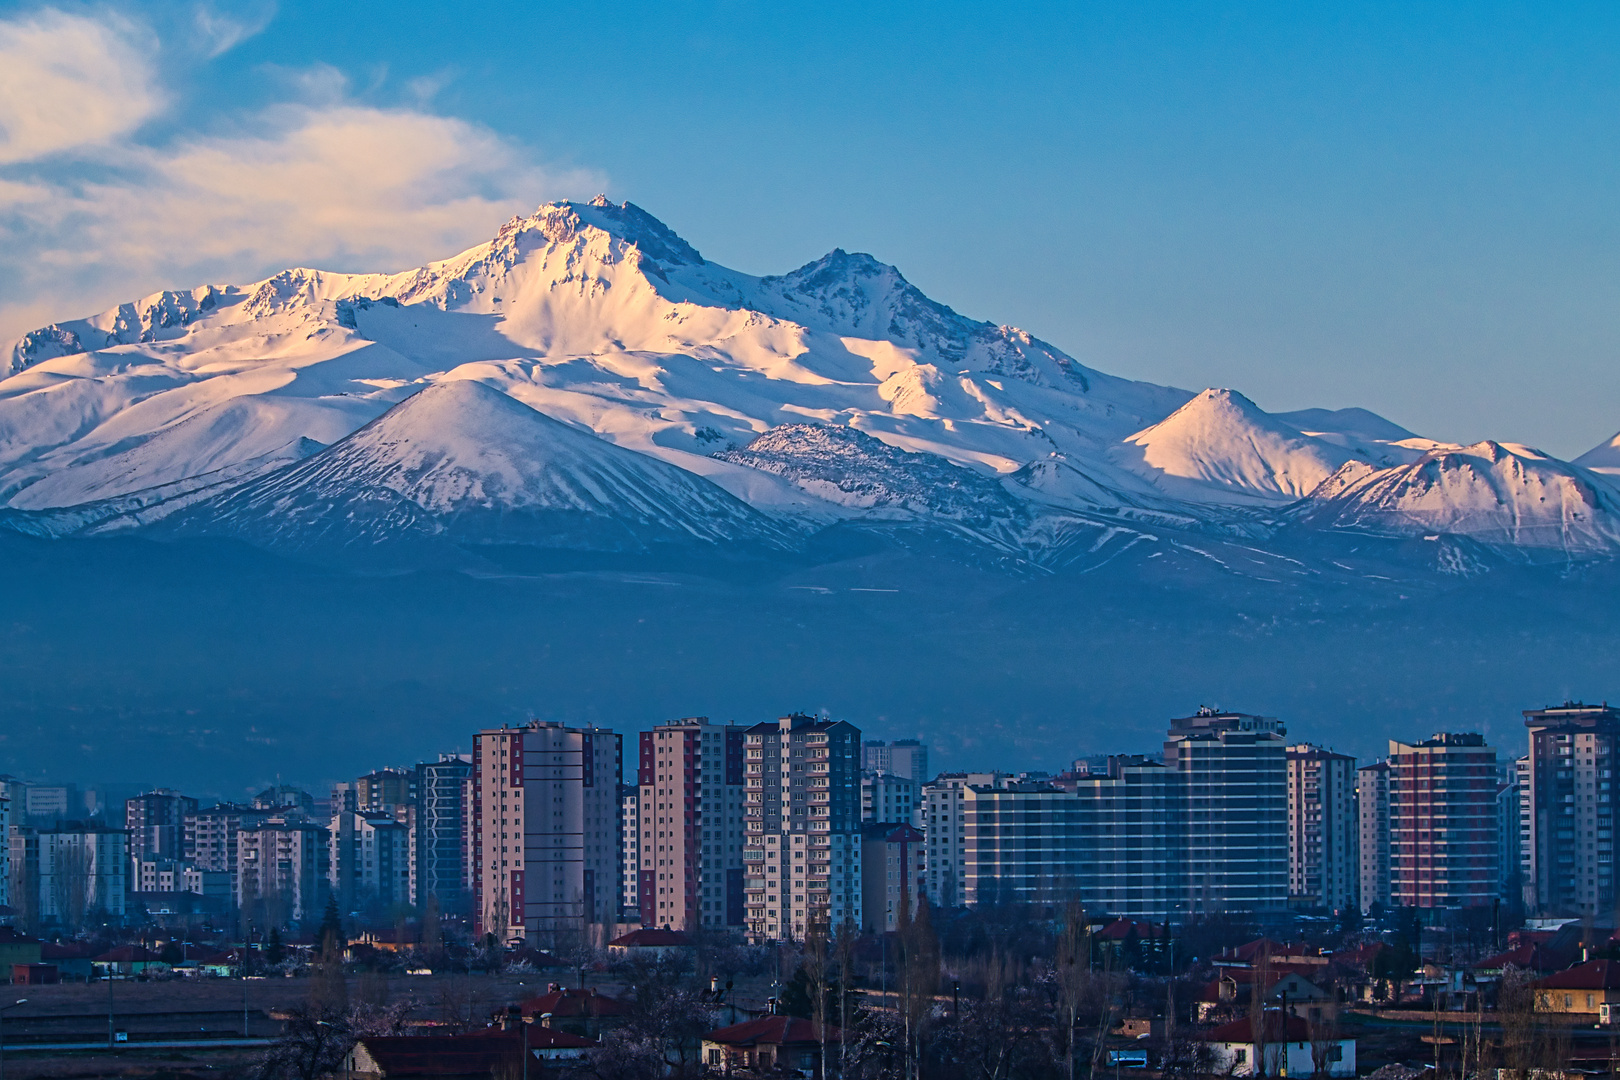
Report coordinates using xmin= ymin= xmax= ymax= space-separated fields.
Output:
xmin=0 ymin=8 xmax=601 ymax=342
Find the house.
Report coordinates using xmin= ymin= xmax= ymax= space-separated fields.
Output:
xmin=0 ymin=929 xmax=42 ymax=978
xmin=606 ymin=927 xmax=695 ymax=962
xmin=347 ymin=1029 xmax=595 ymax=1077
xmin=11 ymin=963 xmax=57 ymax=985
xmin=1198 ymin=1011 xmax=1355 ymax=1078
xmin=517 ymin=986 xmax=630 ymax=1037
xmin=1195 ymin=968 xmax=1336 ymax=1024
xmin=1533 ymin=960 xmax=1620 ymax=1019
xmin=92 ymin=945 xmax=167 ymax=977
xmin=40 ymin=942 xmax=96 ymax=982
xmin=703 ymin=1015 xmax=840 ymax=1077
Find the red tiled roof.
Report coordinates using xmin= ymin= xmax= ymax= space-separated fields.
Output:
xmin=519 ymin=987 xmax=629 ymax=1019
xmin=1095 ymin=918 xmax=1167 ymax=941
xmin=704 ymin=1015 xmax=839 ymax=1047
xmin=1474 ymin=943 xmax=1560 ymax=974
xmin=1225 ymin=938 xmax=1308 ymax=962
xmin=608 ymin=928 xmax=692 ymax=948
xmin=1202 ymin=1012 xmax=1312 ymax=1044
xmin=358 ymin=1035 xmax=520 ymax=1075
xmin=1535 ymin=959 xmax=1620 ymax=991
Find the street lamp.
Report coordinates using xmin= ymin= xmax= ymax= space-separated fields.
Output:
xmin=1 ymin=999 xmax=30 ymax=1080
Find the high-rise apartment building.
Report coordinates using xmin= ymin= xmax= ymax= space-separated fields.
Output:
xmin=638 ymin=717 xmax=746 ymax=931
xmin=330 ymin=811 xmax=414 ymax=912
xmin=920 ymin=772 xmax=1005 ymax=908
xmin=962 ymin=781 xmax=1085 ymax=907
xmin=861 ymin=771 xmax=918 ymax=823
xmin=744 ymin=715 xmax=863 ymax=940
xmin=0 ymin=780 xmax=10 ymax=909
xmin=414 ymin=754 xmax=472 ymax=912
xmin=470 ymin=722 xmax=623 ymax=945
xmin=860 ymin=822 xmax=926 ymax=932
xmin=1388 ymin=733 xmax=1499 ymax=909
xmin=184 ymin=803 xmax=270 ymax=892
xmin=8 ymin=823 xmax=128 ymax=923
xmin=620 ymin=784 xmax=639 ymax=918
xmin=1356 ymin=763 xmax=1390 ymax=913
xmin=862 ymin=740 xmax=929 ymax=781
xmin=1524 ymin=703 xmax=1620 ymax=916
xmin=334 ymin=769 xmax=417 ymax=818
xmin=237 ymin=818 xmax=329 ymax=925
xmin=1164 ymin=709 xmax=1289 ymax=914
xmin=1515 ymin=755 xmax=1533 ymax=909
xmin=125 ymin=789 xmax=199 ymax=863
xmin=1072 ymin=756 xmax=1184 ymax=919
xmin=1285 ymin=745 xmax=1358 ymax=911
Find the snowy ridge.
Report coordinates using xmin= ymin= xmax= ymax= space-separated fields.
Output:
xmin=2 ymin=197 xmax=1618 ymax=565
xmin=142 ymin=380 xmax=790 ymax=555
xmin=1300 ymin=440 xmax=1620 ymax=551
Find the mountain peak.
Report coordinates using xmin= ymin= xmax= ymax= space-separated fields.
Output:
xmin=1114 ymin=388 xmax=1352 ymax=503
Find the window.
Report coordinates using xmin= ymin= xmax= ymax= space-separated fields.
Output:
xmin=1233 ymin=1049 xmax=1247 ymax=1064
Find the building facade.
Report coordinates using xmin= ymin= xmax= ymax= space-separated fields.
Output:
xmin=1285 ymin=745 xmax=1358 ymax=911
xmin=330 ymin=811 xmax=414 ymax=913
xmin=470 ymin=722 xmax=623 ymax=945
xmin=920 ymin=772 xmax=1005 ymax=909
xmin=8 ymin=823 xmax=129 ymax=925
xmin=1356 ymin=763 xmax=1390 ymax=913
xmin=1164 ymin=710 xmax=1289 ymax=914
xmin=1072 ymin=756 xmax=1185 ymax=919
xmin=744 ymin=715 xmax=863 ymax=940
xmin=620 ymin=784 xmax=639 ymax=919
xmin=125 ymin=789 xmax=198 ymax=864
xmin=961 ymin=782 xmax=1085 ymax=907
xmin=237 ymin=819 xmax=329 ymax=925
xmin=862 ymin=740 xmax=929 ymax=781
xmin=1388 ymin=733 xmax=1499 ymax=909
xmin=638 ymin=717 xmax=745 ymax=931
xmin=861 ymin=771 xmax=919 ymax=823
xmin=414 ymin=754 xmax=472 ymax=913
xmin=860 ymin=822 xmax=926 ymax=932
xmin=1524 ymin=703 xmax=1620 ymax=916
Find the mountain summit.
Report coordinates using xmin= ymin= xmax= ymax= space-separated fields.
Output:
xmin=3 ymin=199 xmax=1617 ymax=568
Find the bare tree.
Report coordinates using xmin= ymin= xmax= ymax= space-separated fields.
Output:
xmin=803 ymin=907 xmax=832 ymax=1080
xmin=835 ymin=917 xmax=859 ymax=1078
xmin=1308 ymin=1014 xmax=1341 ymax=1078
xmin=1055 ymin=901 xmax=1088 ymax=1080
xmin=896 ymin=894 xmax=940 ymax=1080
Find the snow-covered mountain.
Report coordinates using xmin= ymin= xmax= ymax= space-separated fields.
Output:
xmin=4 ymin=196 xmax=1618 ymax=568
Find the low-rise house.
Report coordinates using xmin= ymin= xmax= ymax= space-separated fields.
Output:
xmin=40 ymin=941 xmax=96 ymax=981
xmin=517 ymin=986 xmax=630 ymax=1038
xmin=607 ymin=927 xmax=695 ymax=963
xmin=11 ymin=963 xmax=57 ymax=984
xmin=1533 ymin=960 xmax=1620 ymax=1019
xmin=1198 ymin=1012 xmax=1355 ymax=1078
xmin=92 ymin=945 xmax=167 ymax=977
xmin=0 ymin=928 xmax=41 ymax=975
xmin=702 ymin=1015 xmax=840 ymax=1077
xmin=1195 ymin=968 xmax=1336 ymax=1024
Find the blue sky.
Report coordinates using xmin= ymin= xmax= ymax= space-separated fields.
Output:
xmin=2 ymin=1 xmax=1617 ymax=457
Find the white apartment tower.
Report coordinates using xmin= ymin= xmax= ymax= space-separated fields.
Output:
xmin=1285 ymin=744 xmax=1358 ymax=911
xmin=920 ymin=772 xmax=1005 ymax=908
xmin=744 ymin=715 xmax=863 ymax=940
xmin=620 ymin=784 xmax=639 ymax=918
xmin=637 ymin=717 xmax=747 ymax=930
xmin=470 ymin=721 xmax=623 ymax=946
xmin=1356 ymin=762 xmax=1390 ymax=912
xmin=329 ymin=811 xmax=414 ymax=912
xmin=1523 ymin=703 xmax=1620 ymax=916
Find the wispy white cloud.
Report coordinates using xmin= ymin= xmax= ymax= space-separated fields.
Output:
xmin=0 ymin=9 xmax=163 ymax=163
xmin=0 ymin=8 xmax=601 ymax=342
xmin=193 ymin=0 xmax=278 ymax=58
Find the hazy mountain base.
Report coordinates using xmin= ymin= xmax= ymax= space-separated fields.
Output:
xmin=0 ymin=527 xmax=1615 ymax=796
